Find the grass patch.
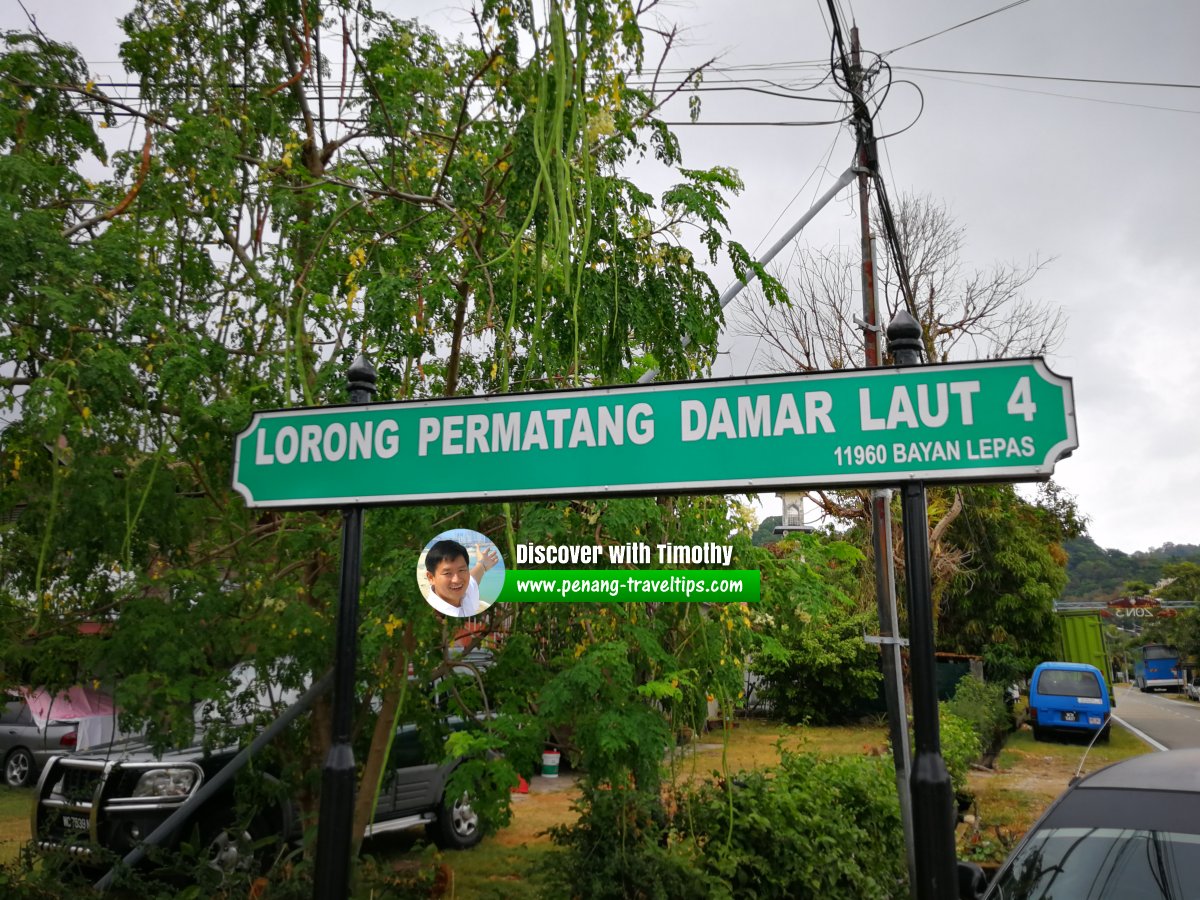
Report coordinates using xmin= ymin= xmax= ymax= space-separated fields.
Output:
xmin=961 ymin=722 xmax=1151 ymax=864
xmin=670 ymin=718 xmax=888 ymax=781
xmin=0 ymin=787 xmax=33 ymax=865
xmin=999 ymin=723 xmax=1148 ymax=770
xmin=362 ymin=825 xmax=559 ymax=899
xmin=440 ymin=841 xmax=558 ymax=899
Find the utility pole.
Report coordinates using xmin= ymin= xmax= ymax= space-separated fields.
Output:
xmin=849 ymin=24 xmax=917 ymax=890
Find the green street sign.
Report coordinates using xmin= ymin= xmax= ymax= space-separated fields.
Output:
xmin=231 ymin=358 xmax=1077 ymax=509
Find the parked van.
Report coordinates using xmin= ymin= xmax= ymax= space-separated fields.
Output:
xmin=1028 ymin=661 xmax=1112 ymax=743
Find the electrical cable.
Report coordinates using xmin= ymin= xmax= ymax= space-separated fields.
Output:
xmin=891 ymin=65 xmax=1200 ymax=91
xmin=824 ymin=0 xmax=919 ymax=325
xmin=658 ymin=118 xmax=849 ymax=127
xmin=905 ymin=70 xmax=1200 ymax=116
xmin=61 ymin=108 xmax=853 ymax=128
xmin=882 ymin=0 xmax=1035 ymax=58
xmin=751 ymin=131 xmax=845 ymax=257
xmin=873 ymin=80 xmax=925 ymax=140
xmin=647 ymin=84 xmax=846 ymax=103
xmin=82 ymin=80 xmax=847 ymax=102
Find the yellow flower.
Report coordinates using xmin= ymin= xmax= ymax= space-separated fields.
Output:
xmin=383 ymin=614 xmax=403 ymax=638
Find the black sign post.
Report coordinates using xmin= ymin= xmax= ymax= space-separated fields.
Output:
xmin=888 ymin=312 xmax=959 ymax=900
xmin=313 ymin=354 xmax=376 ymax=900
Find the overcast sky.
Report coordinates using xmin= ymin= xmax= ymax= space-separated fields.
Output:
xmin=6 ymin=0 xmax=1198 ymax=553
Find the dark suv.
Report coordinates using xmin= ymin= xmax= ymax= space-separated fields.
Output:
xmin=31 ymin=715 xmax=484 ymax=876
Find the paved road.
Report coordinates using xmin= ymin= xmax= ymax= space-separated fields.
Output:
xmin=1112 ymin=683 xmax=1200 ymax=749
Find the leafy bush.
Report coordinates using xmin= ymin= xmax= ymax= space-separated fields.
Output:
xmin=543 ymin=784 xmax=709 ymax=900
xmin=937 ymin=706 xmax=982 ymax=796
xmin=750 ymin=535 xmax=881 ymax=724
xmin=677 ymin=752 xmax=906 ymax=899
xmin=545 ymin=752 xmax=907 ymax=899
xmin=945 ymin=675 xmax=1011 ymax=758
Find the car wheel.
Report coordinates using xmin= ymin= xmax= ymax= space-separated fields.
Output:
xmin=4 ymin=747 xmax=34 ymax=788
xmin=1097 ymin=724 xmax=1111 ymax=744
xmin=429 ymin=790 xmax=482 ymax=850
xmin=1031 ymin=725 xmax=1045 ymax=743
xmin=201 ymin=812 xmax=274 ymax=880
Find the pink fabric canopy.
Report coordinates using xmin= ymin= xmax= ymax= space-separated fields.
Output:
xmin=22 ymin=684 xmax=115 ymax=727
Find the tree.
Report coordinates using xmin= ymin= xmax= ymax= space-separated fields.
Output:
xmin=0 ymin=0 xmax=778 ymax=872
xmin=936 ymin=482 xmax=1083 ymax=684
xmin=1062 ymin=538 xmax=1200 ymax=603
xmin=735 ymin=192 xmax=1063 ymax=372
xmin=751 ymin=514 xmax=782 ymax=546
xmin=1158 ymin=561 xmax=1200 ymax=603
xmin=731 ymin=191 xmax=1072 ymax=663
xmin=749 ymin=532 xmax=881 ymax=724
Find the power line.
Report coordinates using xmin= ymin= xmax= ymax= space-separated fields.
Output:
xmin=85 ymin=79 xmax=845 ymax=101
xmin=911 ymin=70 xmax=1200 ymax=115
xmin=883 ymin=0 xmax=1036 ymax=57
xmin=659 ymin=119 xmax=848 ymax=127
xmin=67 ymin=108 xmax=850 ymax=128
xmin=892 ymin=65 xmax=1200 ymax=91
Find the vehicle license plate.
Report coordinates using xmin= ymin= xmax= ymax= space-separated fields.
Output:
xmin=1088 ymin=716 xmax=1102 ymax=725
xmin=61 ymin=814 xmax=89 ymax=831
xmin=1063 ymin=711 xmax=1077 ymax=722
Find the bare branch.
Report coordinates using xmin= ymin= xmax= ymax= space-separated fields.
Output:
xmin=735 ymin=192 xmax=1064 ymax=373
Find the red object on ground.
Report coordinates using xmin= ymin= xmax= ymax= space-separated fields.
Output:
xmin=512 ymin=775 xmax=529 ymax=793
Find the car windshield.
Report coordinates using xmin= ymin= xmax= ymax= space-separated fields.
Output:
xmin=989 ymin=827 xmax=1200 ymax=899
xmin=1036 ymin=669 xmax=1102 ymax=698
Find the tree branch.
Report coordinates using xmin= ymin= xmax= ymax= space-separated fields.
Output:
xmin=62 ymin=128 xmax=152 ymax=239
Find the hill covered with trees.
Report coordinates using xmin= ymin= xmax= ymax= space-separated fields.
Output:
xmin=1062 ymin=537 xmax=1200 ymax=601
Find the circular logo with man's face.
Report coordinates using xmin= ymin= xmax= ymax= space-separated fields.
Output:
xmin=417 ymin=529 xmax=505 ymax=618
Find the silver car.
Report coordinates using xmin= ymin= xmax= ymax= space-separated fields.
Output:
xmin=1186 ymin=675 xmax=1200 ymax=701
xmin=2 ymin=696 xmax=79 ymax=788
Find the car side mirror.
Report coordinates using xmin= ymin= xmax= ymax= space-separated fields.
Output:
xmin=958 ymin=860 xmax=988 ymax=900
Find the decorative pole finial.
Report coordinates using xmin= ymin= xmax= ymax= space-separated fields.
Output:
xmin=347 ymin=354 xmax=377 ymax=404
xmin=886 ymin=309 xmax=924 ymax=366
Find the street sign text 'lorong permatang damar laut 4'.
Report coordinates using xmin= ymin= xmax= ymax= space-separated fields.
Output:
xmin=231 ymin=358 xmax=1077 ymax=509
